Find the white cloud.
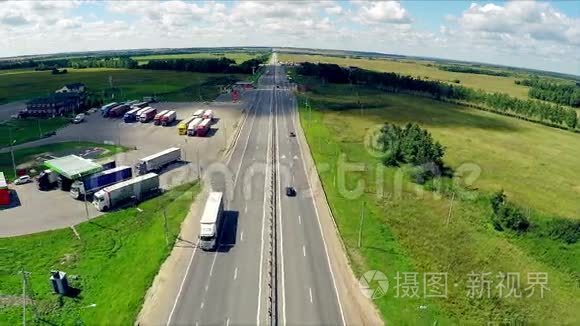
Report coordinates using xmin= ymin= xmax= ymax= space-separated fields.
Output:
xmin=354 ymin=1 xmax=412 ymax=24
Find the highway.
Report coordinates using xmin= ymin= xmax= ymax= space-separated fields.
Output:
xmin=167 ymin=63 xmax=344 ymax=325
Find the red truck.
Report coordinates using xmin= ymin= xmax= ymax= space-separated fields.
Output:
xmin=108 ymin=104 xmax=130 ymax=118
xmin=0 ymin=172 xmax=10 ymax=205
xmin=161 ymin=110 xmax=177 ymax=126
xmin=153 ymin=110 xmax=169 ymax=125
xmin=139 ymin=108 xmax=157 ymax=123
xmin=195 ymin=118 xmax=212 ymax=137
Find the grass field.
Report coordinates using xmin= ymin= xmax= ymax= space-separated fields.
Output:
xmin=0 ymin=181 xmax=200 ymax=325
xmin=0 ymin=142 xmax=128 ymax=180
xmin=297 ymin=78 xmax=580 ymax=323
xmin=280 ymin=53 xmax=534 ymax=99
xmin=132 ymin=52 xmax=259 ymax=64
xmin=0 ymin=68 xmax=246 ymax=105
xmin=0 ymin=118 xmax=71 ymax=148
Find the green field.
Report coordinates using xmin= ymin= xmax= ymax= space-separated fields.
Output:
xmin=0 ymin=68 xmax=246 ymax=105
xmin=0 ymin=118 xmax=71 ymax=148
xmin=297 ymin=78 xmax=580 ymax=323
xmin=0 ymin=181 xmax=200 ymax=324
xmin=0 ymin=142 xmax=128 ymax=180
xmin=280 ymin=53 xmax=533 ymax=99
xmin=132 ymin=52 xmax=259 ymax=64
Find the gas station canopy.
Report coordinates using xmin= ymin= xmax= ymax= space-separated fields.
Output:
xmin=44 ymin=155 xmax=103 ymax=179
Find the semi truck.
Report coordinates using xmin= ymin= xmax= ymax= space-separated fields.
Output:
xmin=131 ymin=102 xmax=149 ymax=110
xmin=139 ymin=107 xmax=157 ymax=123
xmin=92 ymin=173 xmax=160 ymax=211
xmin=199 ymin=192 xmax=224 ymax=250
xmin=135 ymin=147 xmax=181 ymax=175
xmin=153 ymin=110 xmax=170 ymax=125
xmin=70 ymin=166 xmax=132 ymax=200
xmin=202 ymin=109 xmax=214 ymax=120
xmin=178 ymin=116 xmax=197 ymax=135
xmin=193 ymin=109 xmax=204 ymax=118
xmin=161 ymin=110 xmax=177 ymax=126
xmin=108 ymin=104 xmax=130 ymax=118
xmin=125 ymin=100 xmax=139 ymax=107
xmin=195 ymin=119 xmax=212 ymax=137
xmin=37 ymin=170 xmax=59 ymax=190
xmin=123 ymin=107 xmax=141 ymax=122
xmin=99 ymin=159 xmax=116 ymax=170
xmin=0 ymin=172 xmax=9 ymax=206
xmin=187 ymin=117 xmax=203 ymax=136
xmin=100 ymin=102 xmax=118 ymax=116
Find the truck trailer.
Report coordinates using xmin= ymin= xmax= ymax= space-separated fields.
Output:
xmin=0 ymin=172 xmax=9 ymax=206
xmin=199 ymin=192 xmax=224 ymax=250
xmin=92 ymin=173 xmax=160 ymax=211
xmin=202 ymin=109 xmax=214 ymax=120
xmin=108 ymin=104 xmax=130 ymax=118
xmin=37 ymin=170 xmax=59 ymax=190
xmin=154 ymin=110 xmax=170 ymax=125
xmin=161 ymin=110 xmax=177 ymax=126
xmin=187 ymin=117 xmax=203 ymax=136
xmin=100 ymin=102 xmax=118 ymax=116
xmin=139 ymin=107 xmax=157 ymax=123
xmin=70 ymin=166 xmax=132 ymax=200
xmin=193 ymin=109 xmax=204 ymax=118
xmin=131 ymin=102 xmax=149 ymax=110
xmin=178 ymin=116 xmax=197 ymax=135
xmin=123 ymin=107 xmax=141 ymax=122
xmin=195 ymin=118 xmax=212 ymax=137
xmin=135 ymin=147 xmax=181 ymax=175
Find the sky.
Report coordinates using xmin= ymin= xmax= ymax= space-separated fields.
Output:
xmin=0 ymin=0 xmax=578 ymax=75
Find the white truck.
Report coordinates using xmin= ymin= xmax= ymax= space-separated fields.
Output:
xmin=193 ymin=109 xmax=204 ymax=118
xmin=202 ymin=109 xmax=214 ymax=120
xmin=135 ymin=147 xmax=181 ymax=175
xmin=187 ymin=117 xmax=203 ymax=136
xmin=199 ymin=192 xmax=224 ymax=250
xmin=92 ymin=173 xmax=160 ymax=211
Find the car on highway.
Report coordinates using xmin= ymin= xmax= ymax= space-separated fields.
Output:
xmin=72 ymin=113 xmax=85 ymax=123
xmin=285 ymin=186 xmax=296 ymax=197
xmin=14 ymin=175 xmax=32 ymax=185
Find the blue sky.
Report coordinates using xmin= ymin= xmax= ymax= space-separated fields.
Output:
xmin=1 ymin=1 xmax=579 ymax=75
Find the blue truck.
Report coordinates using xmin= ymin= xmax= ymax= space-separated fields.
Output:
xmin=69 ymin=166 xmax=132 ymax=200
xmin=124 ymin=107 xmax=150 ymax=123
xmin=100 ymin=102 xmax=118 ymax=117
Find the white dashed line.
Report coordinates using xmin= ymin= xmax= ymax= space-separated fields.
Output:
xmin=298 ymin=215 xmax=301 ymax=225
xmin=309 ymin=288 xmax=313 ymax=303
xmin=240 ymin=231 xmax=244 ymax=242
xmin=200 ymin=302 xmax=205 ymax=310
xmin=234 ymin=267 xmax=238 ymax=280
xmin=302 ymin=245 xmax=306 ymax=257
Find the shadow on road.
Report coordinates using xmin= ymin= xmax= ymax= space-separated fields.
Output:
xmin=217 ymin=210 xmax=239 ymax=252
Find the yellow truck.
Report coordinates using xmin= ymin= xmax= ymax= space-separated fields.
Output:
xmin=178 ymin=116 xmax=197 ymax=135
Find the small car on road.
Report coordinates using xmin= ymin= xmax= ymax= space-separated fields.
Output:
xmin=286 ymin=186 xmax=296 ymax=197
xmin=14 ymin=175 xmax=32 ymax=185
xmin=72 ymin=113 xmax=85 ymax=123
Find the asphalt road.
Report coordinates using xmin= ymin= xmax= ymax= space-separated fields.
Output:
xmin=167 ymin=65 xmax=344 ymax=325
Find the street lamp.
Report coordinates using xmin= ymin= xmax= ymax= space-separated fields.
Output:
xmin=9 ymin=138 xmax=17 ymax=180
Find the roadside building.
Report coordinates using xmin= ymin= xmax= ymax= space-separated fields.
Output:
xmin=0 ymin=172 xmax=9 ymax=205
xmin=44 ymin=155 xmax=104 ymax=191
xmin=24 ymin=93 xmax=82 ymax=117
xmin=56 ymin=83 xmax=86 ymax=94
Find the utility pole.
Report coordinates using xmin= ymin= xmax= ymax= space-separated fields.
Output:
xmin=8 ymin=126 xmax=17 ymax=179
xmin=358 ymin=201 xmax=365 ymax=248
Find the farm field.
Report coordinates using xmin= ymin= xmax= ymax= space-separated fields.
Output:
xmin=0 ymin=141 xmax=128 ymax=180
xmin=280 ymin=53 xmax=533 ymax=99
xmin=132 ymin=52 xmax=260 ymax=64
xmin=0 ymin=181 xmax=200 ymax=324
xmin=0 ymin=68 xmax=246 ymax=105
xmin=297 ymin=78 xmax=580 ymax=323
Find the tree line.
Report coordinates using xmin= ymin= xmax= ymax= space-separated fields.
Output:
xmin=140 ymin=54 xmax=270 ymax=74
xmin=296 ymin=62 xmax=578 ymax=129
xmin=438 ymin=65 xmax=510 ymax=77
xmin=516 ymin=77 xmax=580 ymax=107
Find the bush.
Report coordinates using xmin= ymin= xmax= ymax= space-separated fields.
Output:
xmin=546 ymin=218 xmax=580 ymax=244
xmin=489 ymin=191 xmax=530 ymax=233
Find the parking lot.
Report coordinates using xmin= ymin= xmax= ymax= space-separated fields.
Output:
xmin=0 ymin=94 xmax=247 ymax=237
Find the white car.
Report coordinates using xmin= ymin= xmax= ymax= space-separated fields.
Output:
xmin=73 ymin=113 xmax=85 ymax=123
xmin=14 ymin=175 xmax=32 ymax=185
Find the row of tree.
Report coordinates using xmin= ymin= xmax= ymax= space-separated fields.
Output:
xmin=516 ymin=77 xmax=580 ymax=107
xmin=69 ymin=57 xmax=138 ymax=69
xmin=140 ymin=54 xmax=270 ymax=74
xmin=438 ymin=65 xmax=510 ymax=77
xmin=296 ymin=63 xmax=578 ymax=129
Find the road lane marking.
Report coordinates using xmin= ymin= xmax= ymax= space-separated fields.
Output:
xmin=309 ymin=288 xmax=313 ymax=303
xmin=240 ymin=231 xmax=244 ymax=242
xmin=244 ymin=204 xmax=248 ymax=213
xmin=166 ymin=239 xmax=200 ymax=326
xmin=298 ymin=215 xmax=301 ymax=225
xmin=200 ymin=302 xmax=204 ymax=310
xmin=234 ymin=267 xmax=238 ymax=280
xmin=293 ymin=84 xmax=346 ymax=325
xmin=226 ymin=318 xmax=230 ymax=326
xmin=302 ymin=245 xmax=306 ymax=257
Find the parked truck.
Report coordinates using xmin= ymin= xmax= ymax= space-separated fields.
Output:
xmin=139 ymin=107 xmax=157 ymax=123
xmin=202 ymin=109 xmax=214 ymax=120
xmin=187 ymin=117 xmax=203 ymax=136
xmin=199 ymin=192 xmax=224 ymax=250
xmin=108 ymin=104 xmax=130 ymax=118
xmin=100 ymin=102 xmax=118 ymax=117
xmin=161 ymin=110 xmax=177 ymax=126
xmin=178 ymin=116 xmax=196 ymax=135
xmin=70 ymin=166 xmax=132 ymax=200
xmin=123 ymin=107 xmax=141 ymax=122
xmin=37 ymin=170 xmax=59 ymax=190
xmin=99 ymin=159 xmax=116 ymax=170
xmin=154 ymin=110 xmax=169 ymax=125
xmin=131 ymin=102 xmax=149 ymax=110
xmin=193 ymin=109 xmax=204 ymax=118
xmin=92 ymin=173 xmax=160 ymax=211
xmin=195 ymin=118 xmax=212 ymax=137
xmin=135 ymin=147 xmax=181 ymax=175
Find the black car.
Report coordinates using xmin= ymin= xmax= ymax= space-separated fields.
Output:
xmin=285 ymin=186 xmax=296 ymax=197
